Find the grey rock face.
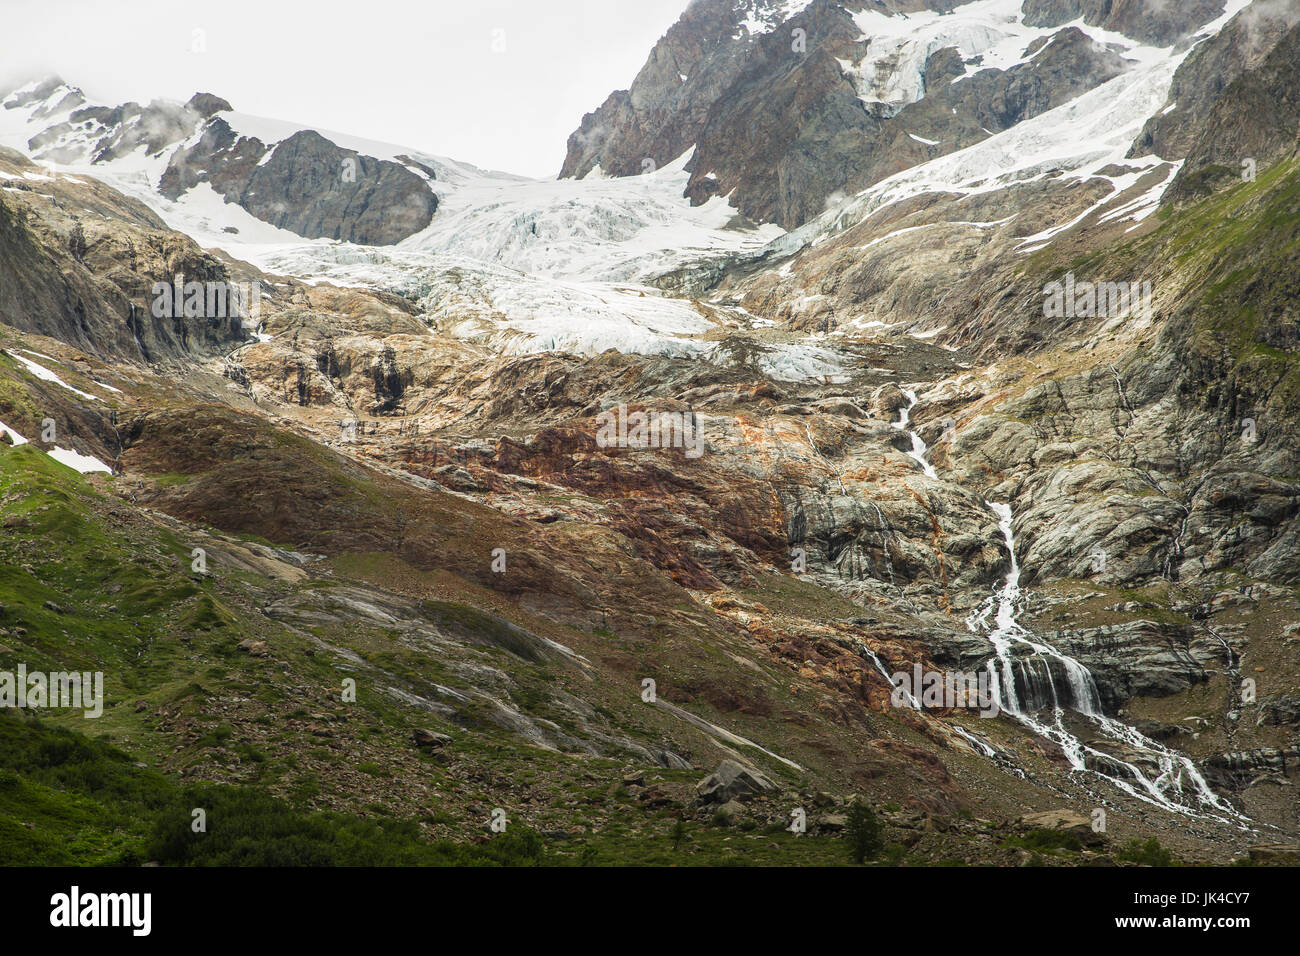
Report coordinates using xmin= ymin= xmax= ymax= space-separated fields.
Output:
xmin=2 ymin=76 xmax=85 ymax=119
xmin=559 ymin=0 xmax=1004 ymax=186
xmin=27 ymin=96 xmax=206 ymax=167
xmin=1047 ymin=620 xmax=1214 ymax=709
xmin=1259 ymin=694 xmax=1300 ymax=727
xmin=6 ymin=79 xmax=437 ymax=246
xmin=158 ymin=116 xmax=263 ymax=202
xmin=1202 ymin=747 xmax=1300 ymax=789
xmin=1167 ymin=19 xmax=1300 ymax=202
xmin=185 ymin=92 xmax=232 ymax=118
xmin=827 ymin=26 xmax=1130 ymax=193
xmin=560 ymin=0 xmax=783 ymax=181
xmin=0 ymin=147 xmax=249 ymax=364
xmin=1022 ymin=0 xmax=1225 ymax=47
xmin=7 ymin=82 xmax=224 ymax=169
xmin=163 ymin=126 xmax=436 ymax=246
xmin=243 ymin=131 xmax=435 ymax=245
xmin=678 ymin=2 xmax=877 ymax=227
xmin=1130 ymin=7 xmax=1296 ymax=164
xmin=687 ymin=20 xmax=1129 ymax=227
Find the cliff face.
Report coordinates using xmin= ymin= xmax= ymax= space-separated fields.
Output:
xmin=0 ymin=147 xmax=248 ymax=364
xmin=559 ymin=0 xmax=769 ymax=181
xmin=161 ymin=127 xmax=436 ymax=246
xmin=682 ymin=21 xmax=1130 ymax=226
xmin=1166 ymin=20 xmax=1300 ymax=200
xmin=1021 ymin=0 xmax=1226 ymax=45
xmin=1130 ymin=13 xmax=1286 ymax=163
xmin=558 ymin=0 xmax=993 ymax=187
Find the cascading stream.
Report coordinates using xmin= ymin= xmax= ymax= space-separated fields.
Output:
xmin=892 ymin=388 xmax=938 ymax=479
xmin=869 ymin=386 xmax=1241 ymax=822
xmin=970 ymin=501 xmax=1242 ymax=822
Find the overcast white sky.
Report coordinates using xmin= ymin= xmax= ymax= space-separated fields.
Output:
xmin=0 ymin=0 xmax=688 ymax=178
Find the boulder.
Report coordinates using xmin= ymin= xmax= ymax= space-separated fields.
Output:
xmin=412 ymin=729 xmax=452 ymax=750
xmin=713 ymin=799 xmax=745 ymax=824
xmin=637 ymin=786 xmax=678 ymax=809
xmin=817 ymin=813 xmax=848 ymax=833
xmin=1020 ymin=809 xmax=1106 ymax=846
xmin=694 ymin=759 xmax=776 ymax=804
xmin=1020 ymin=809 xmax=1092 ymax=830
xmin=654 ymin=750 xmax=693 ymax=771
xmin=1259 ymin=695 xmax=1300 ymax=727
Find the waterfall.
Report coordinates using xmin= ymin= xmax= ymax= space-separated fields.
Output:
xmin=972 ymin=503 xmax=1103 ymax=717
xmin=968 ymin=501 xmax=1242 ymax=822
xmin=868 ymin=502 xmax=899 ymax=591
xmin=846 ymin=388 xmax=1240 ymax=820
xmin=892 ymin=388 xmax=938 ymax=479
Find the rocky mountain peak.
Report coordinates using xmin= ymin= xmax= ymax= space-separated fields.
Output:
xmin=185 ymin=92 xmax=233 ymax=118
xmin=2 ymin=78 xmax=438 ymax=245
xmin=1022 ymin=0 xmax=1227 ymax=46
xmin=561 ymin=0 xmax=1243 ymax=230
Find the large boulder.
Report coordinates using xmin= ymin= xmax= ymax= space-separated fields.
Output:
xmin=694 ymin=759 xmax=776 ymax=804
xmin=412 ymin=729 xmax=452 ymax=750
xmin=1020 ymin=809 xmax=1106 ymax=847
